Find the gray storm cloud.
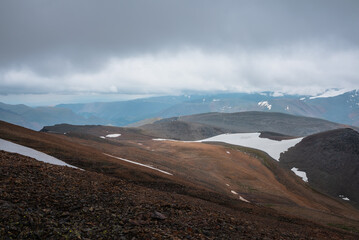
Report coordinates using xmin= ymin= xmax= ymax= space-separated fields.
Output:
xmin=0 ymin=0 xmax=358 ymax=103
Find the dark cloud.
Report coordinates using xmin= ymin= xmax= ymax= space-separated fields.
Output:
xmin=1 ymin=0 xmax=358 ymax=66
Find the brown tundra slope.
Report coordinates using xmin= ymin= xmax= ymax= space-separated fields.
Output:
xmin=1 ymin=121 xmax=359 ymax=238
xmin=2 ymin=151 xmax=359 ymax=239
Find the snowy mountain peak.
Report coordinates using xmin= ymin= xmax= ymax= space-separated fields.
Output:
xmin=258 ymin=101 xmax=272 ymax=110
xmin=309 ymin=89 xmax=355 ymax=100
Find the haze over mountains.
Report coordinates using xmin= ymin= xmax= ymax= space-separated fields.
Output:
xmin=1 ymin=89 xmax=359 ymax=130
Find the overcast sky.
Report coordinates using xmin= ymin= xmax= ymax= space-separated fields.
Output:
xmin=1 ymin=0 xmax=359 ymax=105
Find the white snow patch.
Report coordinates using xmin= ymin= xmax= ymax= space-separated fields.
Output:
xmin=105 ymin=133 xmax=121 ymax=138
xmin=100 ymin=136 xmax=106 ymax=139
xmin=199 ymin=133 xmax=303 ymax=161
xmin=104 ymin=153 xmax=173 ymax=176
xmin=154 ymin=133 xmax=302 ymax=161
xmin=258 ymin=101 xmax=272 ymax=110
xmin=230 ymin=189 xmax=250 ymax=203
xmin=291 ymin=167 xmax=308 ymax=182
xmin=226 ymin=151 xmax=231 ymax=154
xmin=285 ymin=105 xmax=289 ymax=111
xmin=0 ymin=138 xmax=79 ymax=169
xmin=300 ymin=97 xmax=306 ymax=101
xmin=339 ymin=195 xmax=350 ymax=201
xmin=309 ymin=89 xmax=349 ymax=99
xmin=239 ymin=196 xmax=250 ymax=203
xmin=212 ymin=99 xmax=220 ymax=102
xmin=152 ymin=138 xmax=181 ymax=142
xmin=226 ymin=184 xmax=230 ymax=187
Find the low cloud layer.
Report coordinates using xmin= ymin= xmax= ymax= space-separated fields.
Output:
xmin=1 ymin=47 xmax=358 ymax=97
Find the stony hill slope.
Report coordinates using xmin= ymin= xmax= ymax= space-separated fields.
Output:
xmin=280 ymin=128 xmax=359 ymax=205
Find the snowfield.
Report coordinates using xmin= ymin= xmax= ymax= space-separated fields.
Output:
xmin=291 ymin=167 xmax=308 ymax=182
xmin=199 ymin=133 xmax=303 ymax=161
xmin=0 ymin=138 xmax=79 ymax=169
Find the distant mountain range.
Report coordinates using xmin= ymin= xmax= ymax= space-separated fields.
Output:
xmin=0 ymin=102 xmax=104 ymax=130
xmin=1 ymin=89 xmax=358 ymax=130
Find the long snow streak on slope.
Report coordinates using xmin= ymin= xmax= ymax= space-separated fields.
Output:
xmin=199 ymin=133 xmax=303 ymax=161
xmin=0 ymin=138 xmax=79 ymax=169
xmin=103 ymin=153 xmax=173 ymax=176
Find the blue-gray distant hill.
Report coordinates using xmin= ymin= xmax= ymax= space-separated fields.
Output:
xmin=56 ymin=95 xmax=199 ymax=126
xmin=0 ymin=102 xmax=103 ymax=130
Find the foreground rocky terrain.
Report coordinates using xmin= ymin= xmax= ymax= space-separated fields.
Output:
xmin=2 ymin=151 xmax=359 ymax=239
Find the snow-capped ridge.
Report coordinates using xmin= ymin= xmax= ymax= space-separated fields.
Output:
xmin=309 ymin=89 xmax=352 ymax=99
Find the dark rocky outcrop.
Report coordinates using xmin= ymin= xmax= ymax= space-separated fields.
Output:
xmin=280 ymin=128 xmax=359 ymax=204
